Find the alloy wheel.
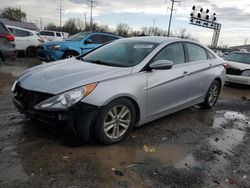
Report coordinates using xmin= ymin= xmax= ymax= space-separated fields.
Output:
xmin=208 ymin=84 xmax=219 ymax=106
xmin=103 ymin=105 xmax=131 ymax=139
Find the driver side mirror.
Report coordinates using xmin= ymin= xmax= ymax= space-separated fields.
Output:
xmin=84 ymin=38 xmax=92 ymax=44
xmin=149 ymin=60 xmax=173 ymax=70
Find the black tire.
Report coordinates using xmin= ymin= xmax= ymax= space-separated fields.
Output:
xmin=62 ymin=51 xmax=78 ymax=59
xmin=202 ymin=80 xmax=221 ymax=109
xmin=25 ymin=46 xmax=37 ymax=58
xmin=95 ymin=98 xmax=136 ymax=145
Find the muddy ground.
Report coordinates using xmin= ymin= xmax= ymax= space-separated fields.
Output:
xmin=0 ymin=58 xmax=250 ymax=188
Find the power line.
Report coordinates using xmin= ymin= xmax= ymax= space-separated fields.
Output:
xmin=167 ymin=0 xmax=181 ymax=37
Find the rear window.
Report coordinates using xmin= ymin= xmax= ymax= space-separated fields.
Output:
xmin=9 ymin=28 xmax=32 ymax=37
xmin=56 ymin=32 xmax=61 ymax=37
xmin=0 ymin=23 xmax=10 ymax=34
xmin=39 ymin=31 xmax=54 ymax=36
xmin=185 ymin=43 xmax=208 ymax=62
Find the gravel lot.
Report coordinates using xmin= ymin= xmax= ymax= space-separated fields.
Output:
xmin=0 ymin=58 xmax=250 ymax=188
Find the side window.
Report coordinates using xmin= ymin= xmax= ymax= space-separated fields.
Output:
xmin=8 ymin=27 xmax=14 ymax=33
xmin=186 ymin=43 xmax=207 ymax=62
xmin=207 ymin=50 xmax=216 ymax=59
xmin=56 ymin=32 xmax=61 ymax=37
xmin=103 ymin=35 xmax=118 ymax=43
xmin=89 ymin=34 xmax=104 ymax=44
xmin=12 ymin=28 xmax=30 ymax=37
xmin=0 ymin=23 xmax=9 ymax=34
xmin=39 ymin=31 xmax=55 ymax=36
xmin=153 ymin=43 xmax=185 ymax=64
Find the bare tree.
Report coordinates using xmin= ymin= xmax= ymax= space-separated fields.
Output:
xmin=116 ymin=23 xmax=131 ymax=37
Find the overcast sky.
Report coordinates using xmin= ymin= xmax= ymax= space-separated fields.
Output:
xmin=1 ymin=0 xmax=250 ymax=46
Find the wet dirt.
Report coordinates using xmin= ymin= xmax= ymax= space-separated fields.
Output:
xmin=0 ymin=59 xmax=250 ymax=188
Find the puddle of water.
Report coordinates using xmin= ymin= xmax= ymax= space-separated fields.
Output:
xmin=209 ymin=129 xmax=245 ymax=154
xmin=16 ymin=142 xmax=190 ymax=187
xmin=175 ymin=111 xmax=249 ymax=171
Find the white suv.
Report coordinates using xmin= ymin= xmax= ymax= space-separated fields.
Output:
xmin=39 ymin=30 xmax=69 ymax=41
xmin=7 ymin=25 xmax=44 ymax=57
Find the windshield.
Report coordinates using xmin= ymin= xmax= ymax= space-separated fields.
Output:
xmin=81 ymin=40 xmax=158 ymax=67
xmin=227 ymin=53 xmax=250 ymax=64
xmin=66 ymin=32 xmax=88 ymax=41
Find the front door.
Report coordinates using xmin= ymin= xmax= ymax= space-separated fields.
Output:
xmin=146 ymin=42 xmax=190 ymax=118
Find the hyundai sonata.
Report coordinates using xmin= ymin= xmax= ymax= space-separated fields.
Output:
xmin=12 ymin=37 xmax=225 ymax=144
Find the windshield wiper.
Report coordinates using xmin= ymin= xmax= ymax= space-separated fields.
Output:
xmin=81 ymin=58 xmax=128 ymax=67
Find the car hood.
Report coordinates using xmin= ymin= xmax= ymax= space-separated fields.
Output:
xmin=226 ymin=61 xmax=250 ymax=70
xmin=17 ymin=58 xmax=132 ymax=94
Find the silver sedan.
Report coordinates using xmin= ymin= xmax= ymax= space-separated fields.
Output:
xmin=12 ymin=37 xmax=225 ymax=144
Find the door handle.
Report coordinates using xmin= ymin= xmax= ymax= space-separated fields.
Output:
xmin=183 ymin=71 xmax=189 ymax=75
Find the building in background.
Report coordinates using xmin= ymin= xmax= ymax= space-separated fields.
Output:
xmin=0 ymin=18 xmax=38 ymax=31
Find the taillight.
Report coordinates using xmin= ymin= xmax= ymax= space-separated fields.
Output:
xmin=223 ymin=63 xmax=229 ymax=69
xmin=38 ymin=38 xmax=44 ymax=43
xmin=0 ymin=34 xmax=15 ymax=41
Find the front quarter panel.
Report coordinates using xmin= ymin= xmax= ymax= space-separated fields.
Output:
xmin=81 ymin=72 xmax=147 ymax=125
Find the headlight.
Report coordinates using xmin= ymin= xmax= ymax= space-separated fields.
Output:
xmin=11 ymin=80 xmax=17 ymax=92
xmin=241 ymin=70 xmax=250 ymax=77
xmin=47 ymin=45 xmax=60 ymax=51
xmin=34 ymin=83 xmax=97 ymax=110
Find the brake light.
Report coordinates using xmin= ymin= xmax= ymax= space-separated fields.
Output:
xmin=0 ymin=34 xmax=15 ymax=41
xmin=38 ymin=38 xmax=44 ymax=43
xmin=223 ymin=63 xmax=229 ymax=69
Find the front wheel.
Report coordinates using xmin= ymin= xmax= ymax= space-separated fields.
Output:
xmin=202 ymin=80 xmax=221 ymax=109
xmin=95 ymin=98 xmax=136 ymax=145
xmin=62 ymin=51 xmax=78 ymax=59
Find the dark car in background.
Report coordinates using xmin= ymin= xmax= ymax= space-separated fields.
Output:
xmin=37 ymin=32 xmax=122 ymax=62
xmin=0 ymin=22 xmax=16 ymax=63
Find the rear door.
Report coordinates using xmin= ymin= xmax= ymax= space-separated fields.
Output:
xmin=183 ymin=42 xmax=215 ymax=102
xmin=146 ymin=42 xmax=190 ymax=118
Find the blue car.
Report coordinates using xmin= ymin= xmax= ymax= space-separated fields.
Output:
xmin=37 ymin=32 xmax=122 ymax=62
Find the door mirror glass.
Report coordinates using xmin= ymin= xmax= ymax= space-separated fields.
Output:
xmin=84 ymin=38 xmax=92 ymax=44
xmin=149 ymin=60 xmax=173 ymax=70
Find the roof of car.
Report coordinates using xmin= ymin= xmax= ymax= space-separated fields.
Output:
xmin=119 ymin=36 xmax=188 ymax=44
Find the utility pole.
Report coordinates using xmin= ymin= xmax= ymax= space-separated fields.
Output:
xmin=40 ymin=18 xmax=43 ymax=30
xmin=59 ymin=3 xmax=62 ymax=31
xmin=84 ymin=12 xmax=87 ymax=30
xmin=57 ymin=2 xmax=64 ymax=31
xmin=167 ymin=0 xmax=180 ymax=37
xmin=86 ymin=0 xmax=97 ymax=31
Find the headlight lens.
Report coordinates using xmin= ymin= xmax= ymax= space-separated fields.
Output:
xmin=241 ymin=70 xmax=250 ymax=77
xmin=34 ymin=83 xmax=97 ymax=110
xmin=11 ymin=80 xmax=17 ymax=92
xmin=48 ymin=45 xmax=60 ymax=51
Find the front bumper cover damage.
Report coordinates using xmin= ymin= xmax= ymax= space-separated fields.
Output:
xmin=13 ymin=96 xmax=99 ymax=141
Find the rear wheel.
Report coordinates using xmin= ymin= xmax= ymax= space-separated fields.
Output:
xmin=202 ymin=80 xmax=221 ymax=109
xmin=95 ymin=98 xmax=136 ymax=145
xmin=25 ymin=46 xmax=37 ymax=58
xmin=62 ymin=51 xmax=78 ymax=59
